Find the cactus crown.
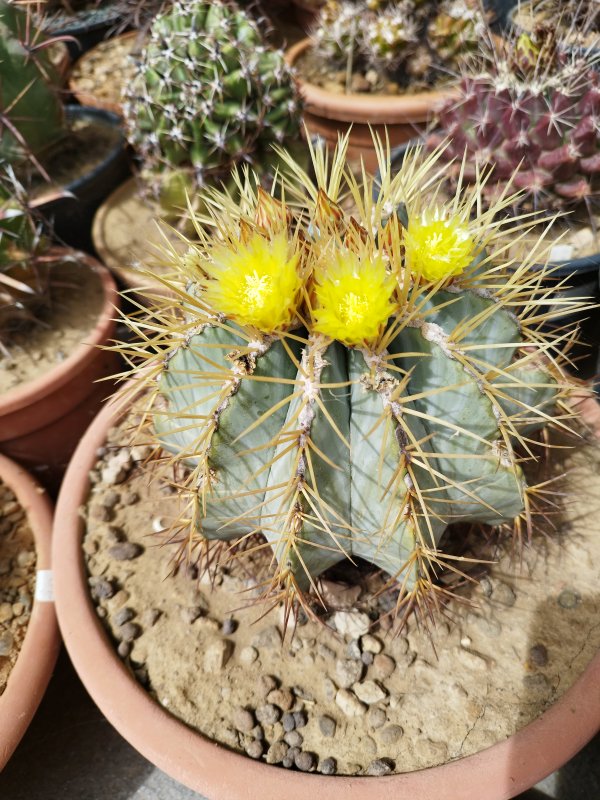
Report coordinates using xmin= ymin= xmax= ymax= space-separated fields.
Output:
xmin=311 ymin=0 xmax=488 ymax=88
xmin=0 ymin=168 xmax=51 ymax=348
xmin=122 ymin=0 xmax=302 ymax=210
xmin=430 ymin=27 xmax=600 ymax=212
xmin=114 ymin=134 xmax=585 ymax=625
xmin=0 ymin=0 xmax=65 ymax=175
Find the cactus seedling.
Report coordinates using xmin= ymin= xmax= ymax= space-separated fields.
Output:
xmin=122 ymin=0 xmax=302 ymax=213
xmin=115 ymin=134 xmax=584 ymax=624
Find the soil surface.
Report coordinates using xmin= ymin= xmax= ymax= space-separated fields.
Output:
xmin=0 ymin=257 xmax=104 ymax=394
xmin=0 ymin=481 xmax=36 ymax=695
xmin=70 ymin=33 xmax=142 ymax=111
xmin=82 ymin=409 xmax=600 ymax=777
xmin=294 ymin=45 xmax=451 ymax=96
xmin=20 ymin=115 xmax=121 ymax=200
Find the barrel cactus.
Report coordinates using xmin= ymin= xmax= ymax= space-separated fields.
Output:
xmin=0 ymin=0 xmax=65 ymax=173
xmin=430 ymin=27 xmax=600 ymax=211
xmin=118 ymin=135 xmax=582 ymax=621
xmin=311 ymin=0 xmax=487 ymax=87
xmin=122 ymin=0 xmax=301 ymax=211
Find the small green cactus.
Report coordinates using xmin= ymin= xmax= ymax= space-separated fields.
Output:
xmin=430 ymin=27 xmax=600 ymax=212
xmin=122 ymin=0 xmax=302 ymax=211
xmin=0 ymin=0 xmax=65 ymax=171
xmin=116 ymin=135 xmax=584 ymax=621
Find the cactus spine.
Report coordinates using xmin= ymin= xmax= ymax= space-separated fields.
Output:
xmin=118 ymin=136 xmax=584 ymax=620
xmin=122 ymin=0 xmax=301 ymax=210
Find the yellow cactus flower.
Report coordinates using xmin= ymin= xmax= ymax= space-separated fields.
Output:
xmin=404 ymin=208 xmax=476 ymax=283
xmin=202 ymin=230 xmax=301 ymax=332
xmin=312 ymin=250 xmax=396 ymax=346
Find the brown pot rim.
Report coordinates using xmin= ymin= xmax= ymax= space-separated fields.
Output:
xmin=286 ymin=38 xmax=457 ymax=124
xmin=68 ymin=31 xmax=140 ymax=115
xmin=0 ymin=249 xmax=118 ymax=420
xmin=0 ymin=454 xmax=60 ymax=769
xmin=52 ymin=382 xmax=600 ymax=799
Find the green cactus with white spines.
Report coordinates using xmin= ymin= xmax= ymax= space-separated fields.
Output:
xmin=0 ymin=0 xmax=65 ymax=171
xmin=118 ymin=135 xmax=584 ymax=619
xmin=122 ymin=0 xmax=301 ymax=211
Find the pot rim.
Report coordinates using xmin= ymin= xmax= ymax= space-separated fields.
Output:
xmin=0 ymin=250 xmax=118 ymax=420
xmin=0 ymin=454 xmax=59 ymax=769
xmin=68 ymin=31 xmax=140 ymax=115
xmin=53 ymin=382 xmax=600 ymax=800
xmin=285 ymin=38 xmax=456 ymax=123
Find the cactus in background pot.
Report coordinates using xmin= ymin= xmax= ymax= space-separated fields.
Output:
xmin=430 ymin=27 xmax=600 ymax=213
xmin=0 ymin=0 xmax=66 ymax=174
xmin=114 ymin=133 xmax=585 ymax=623
xmin=310 ymin=0 xmax=488 ymax=90
xmin=122 ymin=0 xmax=302 ymax=213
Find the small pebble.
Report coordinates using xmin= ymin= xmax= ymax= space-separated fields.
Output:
xmin=378 ymin=724 xmax=404 ymax=744
xmin=250 ymin=725 xmax=264 ymax=740
xmin=558 ymin=588 xmax=581 ymax=609
xmin=346 ymin=639 xmax=362 ymax=660
xmin=293 ymin=710 xmax=307 ymax=729
xmin=101 ymin=490 xmax=120 ymax=509
xmin=0 ymin=631 xmax=14 ymax=656
xmin=336 ymin=689 xmax=367 ymax=717
xmin=528 ymin=644 xmax=549 ymax=667
xmin=295 ymin=751 xmax=316 ymax=772
xmin=117 ymin=641 xmax=131 ymax=658
xmin=266 ymin=741 xmax=288 ymax=764
xmin=108 ymin=542 xmax=143 ymax=561
xmin=493 ymin=581 xmax=516 ymax=607
xmin=366 ymin=758 xmax=395 ymax=776
xmin=113 ymin=607 xmax=135 ymax=626
xmin=336 ymin=658 xmax=363 ymax=688
xmin=257 ymin=674 xmax=278 ymax=697
xmin=121 ymin=490 xmax=139 ymax=506
xmin=233 ymin=708 xmax=255 ymax=733
xmin=282 ymin=746 xmax=300 ymax=769
xmin=372 ymin=654 xmax=396 ymax=680
xmin=366 ymin=707 xmax=386 ymax=729
xmin=361 ymin=651 xmax=374 ymax=666
xmin=240 ymin=646 xmax=258 ymax=665
xmin=91 ymin=579 xmax=114 ymax=600
xmin=268 ymin=688 xmax=294 ymax=711
xmin=318 ymin=757 xmax=336 ymax=775
xmin=246 ymin=740 xmax=263 ymax=760
xmin=119 ymin=622 xmax=141 ymax=643
xmin=284 ymin=730 xmax=303 ymax=747
xmin=318 ymin=715 xmax=336 ymax=737
xmin=222 ymin=617 xmax=237 ymax=635
xmin=140 ymin=608 xmax=161 ymax=627
xmin=353 ymin=680 xmax=387 ymax=705
xmin=361 ymin=634 xmax=382 ymax=654
xmin=323 ymin=677 xmax=337 ymax=701
xmin=256 ymin=704 xmax=281 ymax=725
xmin=203 ymin=639 xmax=233 ymax=672
xmin=332 ymin=610 xmax=370 ymax=638
xmin=281 ymin=712 xmax=296 ymax=732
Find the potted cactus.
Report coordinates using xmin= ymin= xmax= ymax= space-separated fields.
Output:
xmin=427 ymin=26 xmax=600 ymax=377
xmin=0 ymin=0 xmax=130 ymax=251
xmin=92 ymin=0 xmax=303 ymax=294
xmin=285 ymin=0 xmax=490 ymax=170
xmin=0 ymin=170 xmax=119 ymax=492
xmin=53 ymin=135 xmax=600 ymax=797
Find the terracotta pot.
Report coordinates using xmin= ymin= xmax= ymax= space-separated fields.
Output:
xmin=0 ymin=454 xmax=60 ymax=769
xmin=52 ymin=385 xmax=600 ymax=800
xmin=68 ymin=31 xmax=140 ymax=115
xmin=92 ymin=176 xmax=185 ymax=299
xmin=0 ymin=252 xmax=119 ymax=494
xmin=286 ymin=38 xmax=456 ymax=172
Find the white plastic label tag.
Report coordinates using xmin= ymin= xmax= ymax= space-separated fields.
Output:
xmin=35 ymin=570 xmax=54 ymax=603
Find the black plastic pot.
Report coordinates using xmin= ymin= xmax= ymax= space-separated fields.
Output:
xmin=37 ymin=105 xmax=132 ymax=253
xmin=377 ymin=142 xmax=600 ymax=380
xmin=44 ymin=5 xmax=125 ymax=60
